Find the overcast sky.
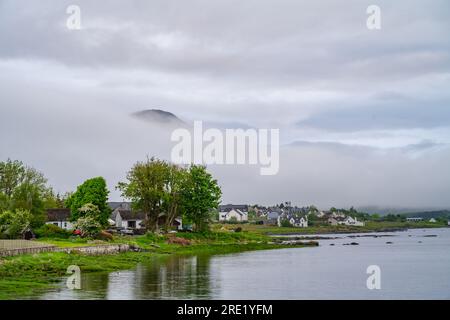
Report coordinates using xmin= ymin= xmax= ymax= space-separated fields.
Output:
xmin=1 ymin=0 xmax=449 ymax=209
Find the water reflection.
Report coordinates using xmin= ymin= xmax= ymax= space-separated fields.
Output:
xmin=40 ymin=228 xmax=450 ymax=300
xmin=42 ymin=255 xmax=213 ymax=300
xmin=131 ymin=255 xmax=212 ymax=299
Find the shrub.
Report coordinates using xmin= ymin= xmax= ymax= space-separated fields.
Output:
xmin=0 ymin=209 xmax=32 ymax=239
xmin=97 ymin=230 xmax=113 ymax=241
xmin=167 ymin=236 xmax=191 ymax=246
xmin=34 ymin=224 xmax=71 ymax=239
xmin=73 ymin=204 xmax=103 ymax=237
xmin=280 ymin=219 xmax=292 ymax=228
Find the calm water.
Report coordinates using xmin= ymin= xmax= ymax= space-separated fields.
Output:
xmin=40 ymin=228 xmax=450 ymax=299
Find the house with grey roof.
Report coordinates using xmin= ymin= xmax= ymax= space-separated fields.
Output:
xmin=46 ymin=208 xmax=73 ymax=230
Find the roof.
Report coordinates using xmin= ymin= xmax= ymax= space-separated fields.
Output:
xmin=219 ymin=204 xmax=248 ymax=212
xmin=47 ymin=209 xmax=71 ymax=221
xmin=290 ymin=216 xmax=306 ymax=223
xmin=116 ymin=210 xmax=146 ymax=220
xmin=220 ymin=208 xmax=246 ymax=216
xmin=108 ymin=202 xmax=132 ymax=211
xmin=267 ymin=211 xmax=280 ymax=219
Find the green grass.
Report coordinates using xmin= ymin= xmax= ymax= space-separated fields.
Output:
xmin=0 ymin=251 xmax=159 ymax=299
xmin=2 ymin=220 xmax=444 ymax=299
xmin=0 ymin=229 xmax=311 ymax=299
xmin=216 ymin=221 xmax=447 ymax=235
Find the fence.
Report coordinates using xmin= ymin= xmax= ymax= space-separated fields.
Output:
xmin=0 ymin=240 xmax=56 ymax=257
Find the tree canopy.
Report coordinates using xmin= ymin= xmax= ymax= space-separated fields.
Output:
xmin=66 ymin=177 xmax=111 ymax=226
xmin=0 ymin=159 xmax=52 ymax=227
xmin=181 ymin=165 xmax=222 ymax=232
xmin=118 ymin=158 xmax=221 ymax=232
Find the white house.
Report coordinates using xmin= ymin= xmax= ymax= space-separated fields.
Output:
xmin=328 ymin=217 xmax=339 ymax=226
xmin=111 ymin=209 xmax=146 ymax=229
xmin=331 ymin=211 xmax=346 ymax=219
xmin=219 ymin=209 xmax=248 ymax=222
xmin=315 ymin=211 xmax=326 ymax=218
xmin=278 ymin=214 xmax=308 ymax=228
xmin=46 ymin=209 xmax=74 ymax=230
xmin=341 ymin=216 xmax=365 ymax=227
xmin=289 ymin=216 xmax=308 ymax=228
xmin=429 ymin=218 xmax=437 ymax=223
xmin=328 ymin=216 xmax=364 ymax=227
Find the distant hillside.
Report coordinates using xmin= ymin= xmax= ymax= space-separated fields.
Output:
xmin=357 ymin=206 xmax=450 ymax=216
xmin=131 ymin=109 xmax=185 ymax=125
xmin=402 ymin=210 xmax=450 ymax=219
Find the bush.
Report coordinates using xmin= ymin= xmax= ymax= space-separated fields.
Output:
xmin=0 ymin=209 xmax=32 ymax=239
xmin=73 ymin=204 xmax=103 ymax=237
xmin=280 ymin=219 xmax=292 ymax=228
xmin=34 ymin=224 xmax=71 ymax=239
xmin=96 ymin=230 xmax=113 ymax=241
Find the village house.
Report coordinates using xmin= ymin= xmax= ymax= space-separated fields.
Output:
xmin=265 ymin=211 xmax=280 ymax=225
xmin=218 ymin=204 xmax=249 ymax=222
xmin=108 ymin=202 xmax=182 ymax=230
xmin=219 ymin=208 xmax=248 ymax=222
xmin=110 ymin=208 xmax=182 ymax=230
xmin=429 ymin=218 xmax=437 ymax=223
xmin=328 ymin=217 xmax=340 ymax=226
xmin=110 ymin=209 xmax=146 ymax=229
xmin=342 ymin=216 xmax=365 ymax=226
xmin=46 ymin=208 xmax=73 ymax=230
xmin=289 ymin=216 xmax=308 ymax=228
xmin=315 ymin=211 xmax=326 ymax=218
xmin=277 ymin=213 xmax=308 ymax=228
xmin=328 ymin=216 xmax=364 ymax=227
xmin=219 ymin=204 xmax=249 ymax=213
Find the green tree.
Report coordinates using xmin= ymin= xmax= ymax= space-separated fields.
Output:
xmin=181 ymin=165 xmax=222 ymax=232
xmin=0 ymin=159 xmax=50 ymax=227
xmin=280 ymin=218 xmax=292 ymax=228
xmin=162 ymin=163 xmax=188 ymax=231
xmin=117 ymin=158 xmax=169 ymax=232
xmin=66 ymin=177 xmax=110 ymax=226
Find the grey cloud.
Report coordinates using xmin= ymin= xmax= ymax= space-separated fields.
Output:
xmin=1 ymin=0 xmax=450 ymax=208
xmin=297 ymin=96 xmax=450 ymax=132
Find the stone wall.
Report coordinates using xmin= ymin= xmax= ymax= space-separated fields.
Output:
xmin=0 ymin=242 xmax=138 ymax=257
xmin=56 ymin=244 xmax=136 ymax=255
xmin=0 ymin=245 xmax=56 ymax=257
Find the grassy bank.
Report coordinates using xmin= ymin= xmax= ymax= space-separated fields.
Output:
xmin=214 ymin=221 xmax=447 ymax=235
xmin=0 ymin=231 xmax=311 ymax=300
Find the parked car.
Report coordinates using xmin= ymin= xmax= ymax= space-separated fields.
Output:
xmin=119 ymin=229 xmax=134 ymax=236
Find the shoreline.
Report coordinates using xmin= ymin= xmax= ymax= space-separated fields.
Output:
xmin=0 ymin=233 xmax=316 ymax=300
xmin=268 ymin=226 xmax=449 ymax=237
xmin=1 ymin=224 xmax=447 ymax=299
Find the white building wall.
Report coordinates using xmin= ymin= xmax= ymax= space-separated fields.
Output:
xmin=46 ymin=221 xmax=74 ymax=230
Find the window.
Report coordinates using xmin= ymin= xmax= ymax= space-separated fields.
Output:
xmin=127 ymin=221 xmax=136 ymax=229
xmin=53 ymin=222 xmax=59 ymax=226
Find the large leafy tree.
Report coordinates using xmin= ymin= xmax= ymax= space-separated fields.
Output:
xmin=181 ymin=165 xmax=222 ymax=232
xmin=117 ymin=158 xmax=169 ymax=231
xmin=162 ymin=164 xmax=188 ymax=231
xmin=66 ymin=177 xmax=110 ymax=226
xmin=0 ymin=159 xmax=51 ymax=227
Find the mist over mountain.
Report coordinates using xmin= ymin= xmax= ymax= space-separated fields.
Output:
xmin=131 ymin=109 xmax=185 ymax=126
